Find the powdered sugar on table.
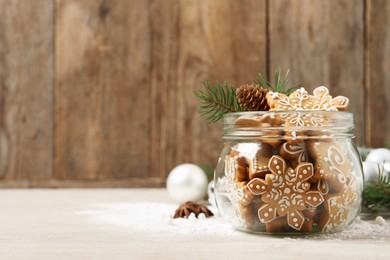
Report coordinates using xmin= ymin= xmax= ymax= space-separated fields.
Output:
xmin=79 ymin=203 xmax=390 ymax=241
xmin=79 ymin=203 xmax=239 ymax=237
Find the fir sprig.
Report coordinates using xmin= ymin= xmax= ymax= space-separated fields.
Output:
xmin=255 ymin=68 xmax=300 ymax=95
xmin=194 ymin=69 xmax=299 ymax=123
xmin=363 ymin=166 xmax=390 ymax=212
xmin=193 ymin=81 xmax=243 ymax=123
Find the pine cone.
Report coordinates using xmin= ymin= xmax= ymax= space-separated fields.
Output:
xmin=236 ymin=84 xmax=269 ymax=111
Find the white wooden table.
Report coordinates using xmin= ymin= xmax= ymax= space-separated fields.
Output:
xmin=0 ymin=189 xmax=389 ymax=259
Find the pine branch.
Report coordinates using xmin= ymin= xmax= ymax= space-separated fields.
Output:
xmin=193 ymin=81 xmax=243 ymax=124
xmin=362 ymin=166 xmax=390 ymax=211
xmin=254 ymin=68 xmax=300 ymax=95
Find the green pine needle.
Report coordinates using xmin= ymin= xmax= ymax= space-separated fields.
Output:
xmin=363 ymin=166 xmax=390 ymax=212
xmin=254 ymin=68 xmax=300 ymax=95
xmin=193 ymin=81 xmax=243 ymax=124
xmin=194 ymin=69 xmax=299 ymax=124
xmin=200 ymin=164 xmax=215 ymax=182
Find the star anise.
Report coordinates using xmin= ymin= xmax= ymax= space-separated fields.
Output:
xmin=173 ymin=201 xmax=214 ymax=219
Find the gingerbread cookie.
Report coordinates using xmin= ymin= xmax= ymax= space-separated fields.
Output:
xmin=233 ymin=181 xmax=264 ymax=226
xmin=235 ymin=181 xmax=257 ymax=206
xmin=265 ymin=216 xmax=287 ymax=233
xmin=233 ymin=116 xmax=263 ymax=127
xmin=234 ymin=113 xmax=283 ymax=128
xmin=280 ymin=142 xmax=308 ymax=168
xmin=310 ymin=86 xmax=349 ymax=111
xmin=264 ymin=216 xmax=313 ymax=233
xmin=247 ymin=155 xmax=324 ymax=231
xmin=238 ymin=199 xmax=263 ymax=226
xmin=306 ymin=141 xmax=354 ymax=193
xmin=280 ymin=111 xmax=327 ymax=128
xmin=264 ymin=87 xmax=348 ymax=132
xmin=225 ymin=151 xmax=249 ymax=182
xmin=303 ymin=205 xmax=317 ymax=219
xmin=248 ymin=144 xmax=273 ymax=179
xmin=266 ymin=88 xmax=310 ymax=111
xmin=316 ymin=182 xmax=358 ymax=232
xmin=266 ymin=86 xmax=349 ymax=112
xmin=233 ymin=114 xmax=284 ymax=147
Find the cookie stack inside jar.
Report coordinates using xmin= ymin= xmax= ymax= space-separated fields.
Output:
xmin=222 ymin=86 xmax=363 ymax=234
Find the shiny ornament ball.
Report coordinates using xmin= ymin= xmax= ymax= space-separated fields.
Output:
xmin=207 ymin=180 xmax=216 ymax=207
xmin=166 ymin=164 xmax=208 ymax=204
xmin=366 ymin=148 xmax=390 ymax=164
xmin=363 ymin=161 xmax=381 ymax=183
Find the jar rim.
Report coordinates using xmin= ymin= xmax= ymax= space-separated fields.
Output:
xmin=224 ymin=110 xmax=353 ymax=117
xmin=223 ymin=111 xmax=354 ymax=139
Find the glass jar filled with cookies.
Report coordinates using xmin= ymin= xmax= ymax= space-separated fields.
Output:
xmin=214 ymin=87 xmax=363 ymax=234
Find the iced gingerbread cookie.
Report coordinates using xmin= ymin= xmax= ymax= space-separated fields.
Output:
xmin=308 ymin=86 xmax=349 ymax=111
xmin=266 ymin=86 xmax=349 ymax=112
xmin=316 ymin=181 xmax=358 ymax=231
xmin=306 ymin=141 xmax=354 ymax=193
xmin=280 ymin=142 xmax=308 ymax=168
xmin=233 ymin=181 xmax=263 ymax=226
xmin=265 ymin=216 xmax=314 ymax=233
xmin=225 ymin=151 xmax=249 ymax=182
xmin=248 ymin=144 xmax=273 ymax=179
xmin=234 ymin=114 xmax=284 ymax=147
xmin=238 ymin=199 xmax=263 ymax=226
xmin=263 ymin=87 xmax=349 ymax=136
xmin=247 ymin=155 xmax=324 ymax=231
xmin=234 ymin=181 xmax=257 ymax=206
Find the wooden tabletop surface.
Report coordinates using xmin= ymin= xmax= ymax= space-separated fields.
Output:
xmin=0 ymin=189 xmax=389 ymax=259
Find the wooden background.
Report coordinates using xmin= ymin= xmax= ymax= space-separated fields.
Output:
xmin=0 ymin=0 xmax=388 ymax=188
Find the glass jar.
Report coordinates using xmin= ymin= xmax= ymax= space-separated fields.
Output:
xmin=215 ymin=111 xmax=363 ymax=235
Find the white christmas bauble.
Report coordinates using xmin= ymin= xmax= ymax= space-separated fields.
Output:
xmin=207 ymin=180 xmax=216 ymax=207
xmin=363 ymin=161 xmax=381 ymax=182
xmin=166 ymin=164 xmax=208 ymax=204
xmin=366 ymin=148 xmax=390 ymax=164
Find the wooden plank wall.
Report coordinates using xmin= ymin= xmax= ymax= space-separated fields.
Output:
xmin=0 ymin=0 xmax=388 ymax=188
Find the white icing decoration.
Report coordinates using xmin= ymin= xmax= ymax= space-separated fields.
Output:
xmin=321 ymin=185 xmax=358 ymax=231
xmin=257 ymin=156 xmax=324 ymax=230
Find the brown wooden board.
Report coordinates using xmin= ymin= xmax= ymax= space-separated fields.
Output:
xmin=55 ymin=0 xmax=151 ymax=180
xmin=0 ymin=0 xmax=53 ymax=180
xmin=0 ymin=178 xmax=165 ymax=188
xmin=366 ymin=0 xmax=390 ymax=147
xmin=149 ymin=0 xmax=267 ymax=179
xmin=55 ymin=0 xmax=266 ymax=182
xmin=269 ymin=0 xmax=365 ymax=145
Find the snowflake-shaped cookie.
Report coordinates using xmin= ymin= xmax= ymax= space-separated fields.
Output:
xmin=267 ymin=87 xmax=310 ymax=111
xmin=247 ymin=155 xmax=324 ymax=230
xmin=263 ymin=86 xmax=349 ymax=128
xmin=310 ymin=86 xmax=349 ymax=111
xmin=266 ymin=86 xmax=349 ymax=112
xmin=317 ymin=181 xmax=358 ymax=231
